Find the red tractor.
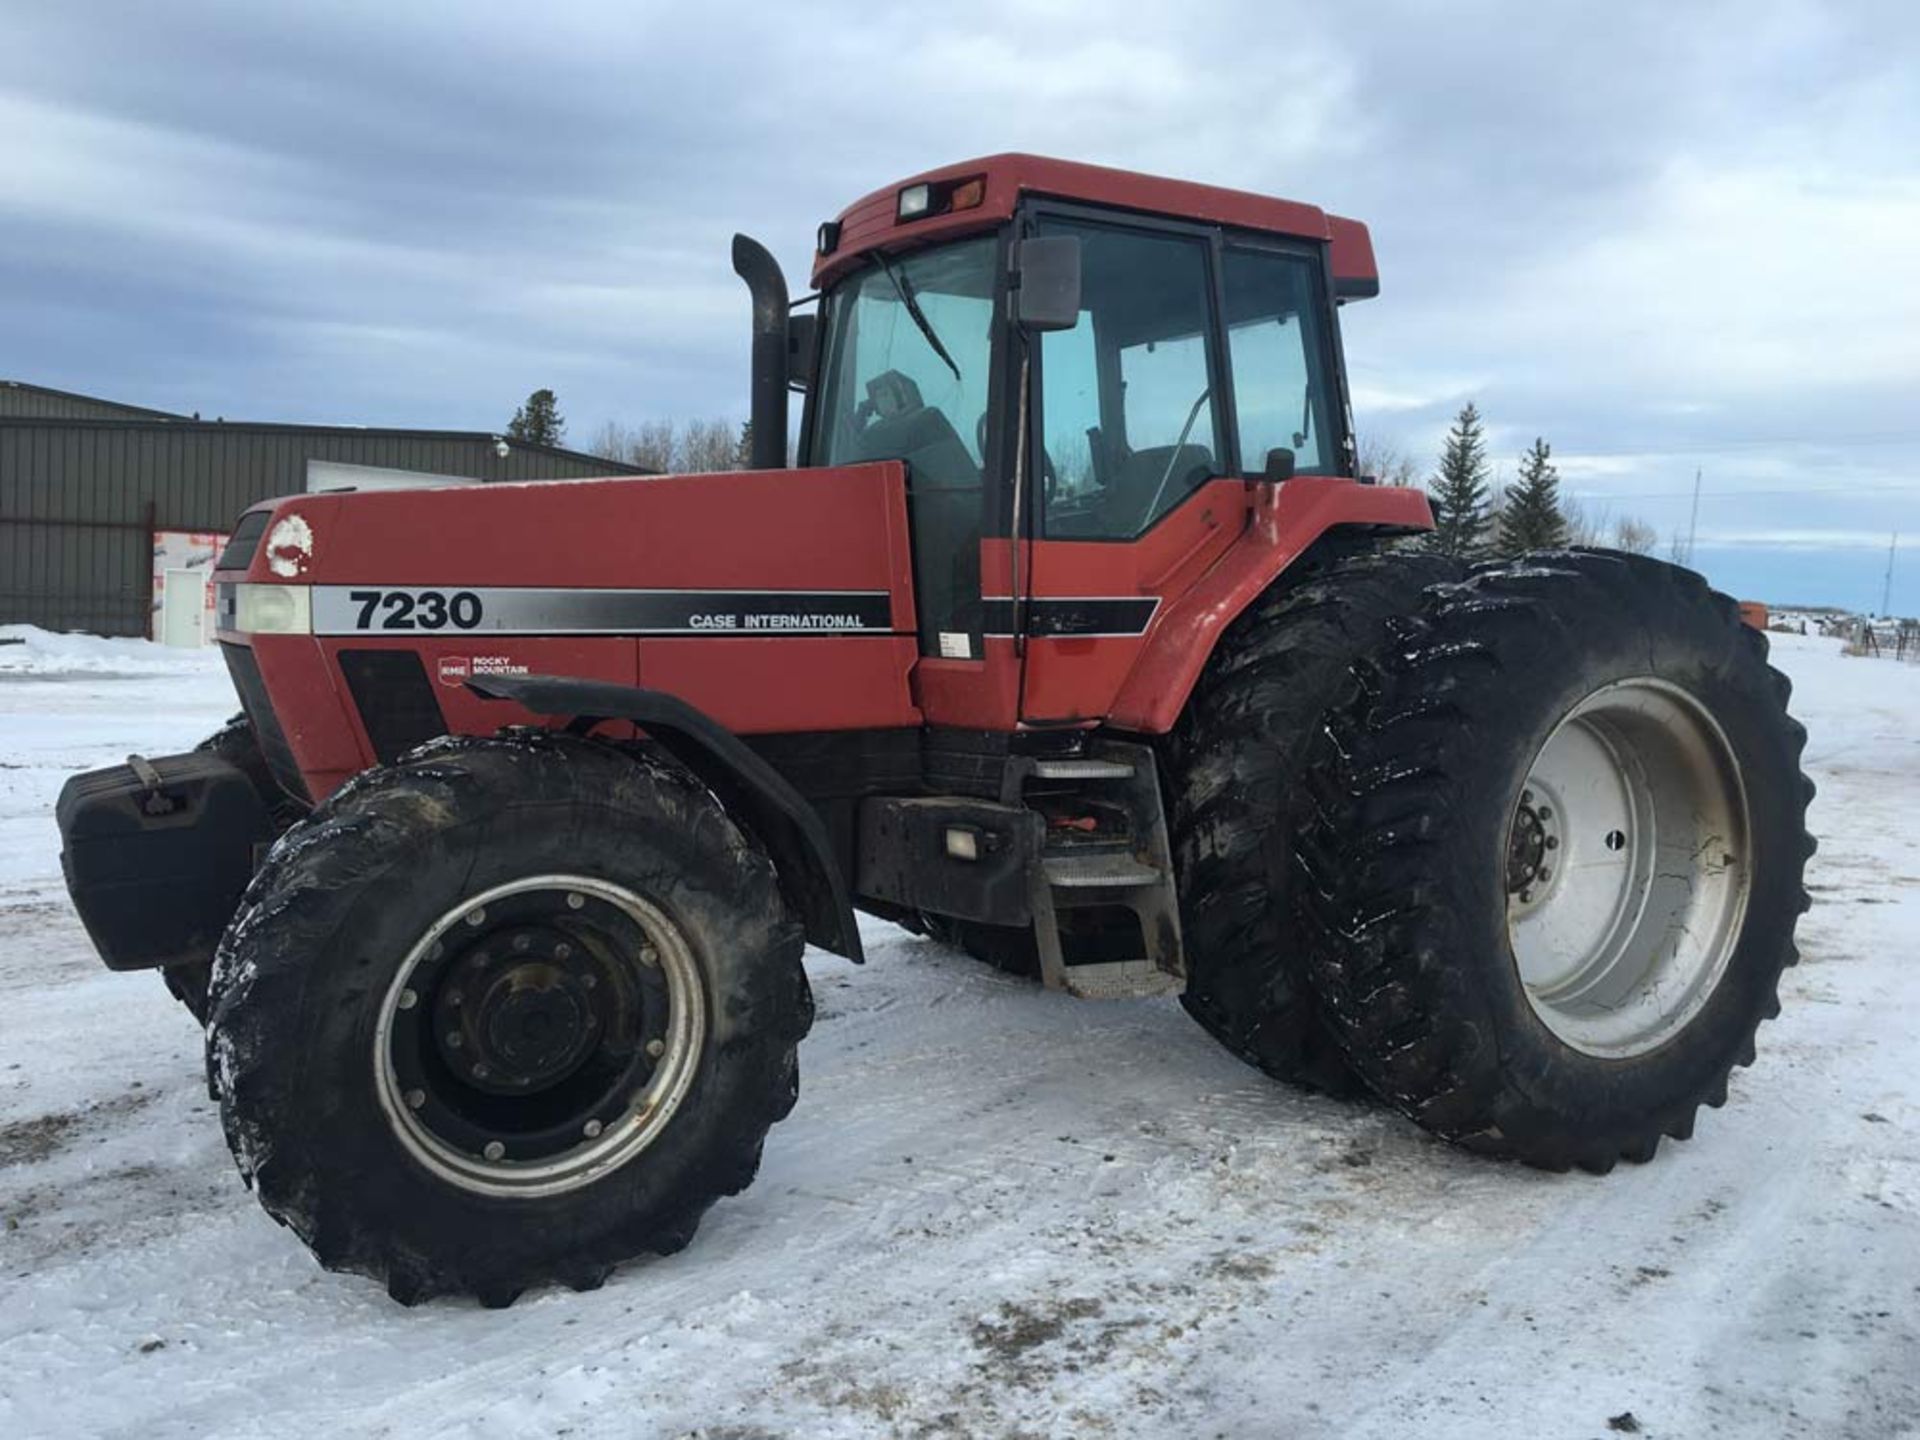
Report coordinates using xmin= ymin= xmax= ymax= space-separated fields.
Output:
xmin=57 ymin=155 xmax=1811 ymax=1306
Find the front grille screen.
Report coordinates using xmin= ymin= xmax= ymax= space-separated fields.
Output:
xmin=219 ymin=641 xmax=309 ymax=801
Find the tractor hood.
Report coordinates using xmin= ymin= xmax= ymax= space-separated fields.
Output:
xmin=211 ymin=463 xmax=924 ymax=799
xmin=217 ymin=464 xmax=916 ymax=627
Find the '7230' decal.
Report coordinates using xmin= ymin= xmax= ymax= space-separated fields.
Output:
xmin=349 ymin=589 xmax=484 ymax=630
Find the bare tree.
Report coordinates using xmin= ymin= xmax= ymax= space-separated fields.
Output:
xmin=631 ymin=420 xmax=679 ymax=473
xmin=1612 ymin=515 xmax=1658 ymax=554
xmin=679 ymin=418 xmax=739 ymax=472
xmin=1355 ymin=435 xmax=1421 ymax=488
xmin=1667 ymin=530 xmax=1692 ymax=565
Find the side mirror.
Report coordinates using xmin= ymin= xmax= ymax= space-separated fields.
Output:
xmin=786 ymin=313 xmax=818 ymax=391
xmin=1014 ymin=235 xmax=1081 ymax=332
xmin=1260 ymin=448 xmax=1296 ymax=483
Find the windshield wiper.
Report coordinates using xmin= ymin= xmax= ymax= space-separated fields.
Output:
xmin=869 ymin=250 xmax=961 ymax=382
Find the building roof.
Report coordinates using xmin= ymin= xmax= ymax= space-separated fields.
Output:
xmin=0 ymin=379 xmax=188 ymax=422
xmin=0 ymin=408 xmax=648 ymax=475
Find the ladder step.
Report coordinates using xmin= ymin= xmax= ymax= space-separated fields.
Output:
xmin=1043 ymin=852 xmax=1163 ymax=889
xmin=1031 ymin=758 xmax=1136 ymax=780
xmin=1060 ymin=960 xmax=1184 ymax=1001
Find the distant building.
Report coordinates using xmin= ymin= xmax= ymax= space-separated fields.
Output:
xmin=1 ymin=381 xmax=644 ymax=640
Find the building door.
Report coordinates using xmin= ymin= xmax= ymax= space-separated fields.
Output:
xmin=160 ymin=569 xmax=206 ymax=647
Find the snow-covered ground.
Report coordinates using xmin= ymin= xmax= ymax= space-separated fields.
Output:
xmin=0 ymin=625 xmax=1915 ymax=1440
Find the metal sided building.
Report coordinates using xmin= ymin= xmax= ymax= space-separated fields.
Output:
xmin=1 ymin=381 xmax=646 ymax=640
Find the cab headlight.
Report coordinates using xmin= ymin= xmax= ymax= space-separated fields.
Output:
xmin=233 ymin=584 xmax=312 ymax=634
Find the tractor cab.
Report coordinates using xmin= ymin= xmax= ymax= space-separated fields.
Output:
xmin=737 ymin=154 xmax=1389 ymax=731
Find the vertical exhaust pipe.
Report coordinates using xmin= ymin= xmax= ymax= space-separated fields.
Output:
xmin=732 ymin=234 xmax=789 ymax=470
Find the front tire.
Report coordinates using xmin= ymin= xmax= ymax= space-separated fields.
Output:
xmin=206 ymin=733 xmax=812 ymax=1304
xmin=1298 ymin=551 xmax=1813 ymax=1171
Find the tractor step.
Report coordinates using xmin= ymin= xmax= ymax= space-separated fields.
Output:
xmin=1030 ymin=758 xmax=1136 ymax=781
xmin=1058 ymin=959 xmax=1184 ymax=1001
xmin=1041 ymin=852 xmax=1163 ymax=889
xmin=1020 ymin=740 xmax=1185 ymax=1002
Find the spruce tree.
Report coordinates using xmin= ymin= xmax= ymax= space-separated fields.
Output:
xmin=1496 ymin=437 xmax=1570 ymax=555
xmin=507 ymin=388 xmax=565 ymax=447
xmin=1426 ymin=402 xmax=1491 ymax=557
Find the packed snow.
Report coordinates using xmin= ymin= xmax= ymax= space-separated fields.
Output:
xmin=0 ymin=629 xmax=1915 ymax=1439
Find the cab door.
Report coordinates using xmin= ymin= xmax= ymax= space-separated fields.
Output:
xmin=1016 ymin=212 xmax=1241 ymax=725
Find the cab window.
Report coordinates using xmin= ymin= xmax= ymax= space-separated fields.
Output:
xmin=1036 ymin=220 xmax=1222 ymax=539
xmin=1221 ymin=246 xmax=1336 ymax=475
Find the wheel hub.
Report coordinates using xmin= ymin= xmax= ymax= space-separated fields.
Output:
xmin=434 ymin=928 xmax=606 ymax=1095
xmin=375 ymin=875 xmax=706 ymax=1198
xmin=1503 ymin=679 xmax=1751 ymax=1058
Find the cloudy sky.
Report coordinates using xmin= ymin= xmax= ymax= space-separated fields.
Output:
xmin=4 ymin=0 xmax=1916 ymax=611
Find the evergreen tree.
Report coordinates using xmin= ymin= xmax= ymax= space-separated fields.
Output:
xmin=735 ymin=419 xmax=754 ymax=469
xmin=1426 ymin=402 xmax=1491 ymax=557
xmin=1496 ymin=437 xmax=1570 ymax=555
xmin=507 ymin=388 xmax=565 ymax=447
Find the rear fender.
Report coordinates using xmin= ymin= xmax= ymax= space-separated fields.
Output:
xmin=467 ymin=674 xmax=863 ymax=963
xmin=1105 ymin=478 xmax=1432 ymax=733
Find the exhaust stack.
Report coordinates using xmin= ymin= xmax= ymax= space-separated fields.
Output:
xmin=731 ymin=234 xmax=789 ymax=470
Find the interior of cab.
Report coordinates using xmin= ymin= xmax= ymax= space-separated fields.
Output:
xmin=1036 ymin=219 xmax=1223 ymax=539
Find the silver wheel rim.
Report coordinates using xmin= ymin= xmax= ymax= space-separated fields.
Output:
xmin=374 ymin=873 xmax=706 ymax=1198
xmin=1505 ymin=679 xmax=1751 ymax=1058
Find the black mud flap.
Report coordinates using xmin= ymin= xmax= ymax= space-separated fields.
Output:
xmin=57 ymin=752 xmax=273 ymax=972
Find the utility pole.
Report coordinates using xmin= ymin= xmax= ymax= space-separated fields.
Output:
xmin=1684 ymin=467 xmax=1702 ymax=566
xmin=1883 ymin=531 xmax=1899 ymax=617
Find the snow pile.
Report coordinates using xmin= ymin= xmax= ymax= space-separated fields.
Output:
xmin=0 ymin=631 xmax=1914 ymax=1439
xmin=0 ymin=624 xmax=226 ymax=678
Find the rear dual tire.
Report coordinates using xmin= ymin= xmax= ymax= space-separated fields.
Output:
xmin=1165 ymin=545 xmax=1466 ymax=1093
xmin=1297 ymin=550 xmax=1813 ymax=1170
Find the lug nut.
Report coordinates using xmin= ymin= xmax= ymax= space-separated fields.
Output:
xmin=513 ymin=934 xmax=531 ymax=952
xmin=1520 ymin=889 xmax=1534 ymax=903
xmin=483 ymin=1141 xmax=506 ymax=1161
xmin=448 ymin=990 xmax=464 ymax=1008
xmin=581 ymin=973 xmax=597 ymax=990
xmin=555 ymin=942 xmax=573 ymax=961
xmin=567 ymin=893 xmax=585 ymax=910
xmin=639 ymin=945 xmax=659 ymax=969
xmin=397 ymin=988 xmax=418 ymax=1011
xmin=583 ymin=1119 xmax=604 ymax=1139
xmin=1538 ymin=806 xmax=1552 ymax=821
xmin=1522 ymin=789 xmax=1533 ymax=806
xmin=445 ymin=1032 xmax=463 ymax=1050
xmin=1539 ymin=867 xmax=1552 ymax=880
xmin=405 ymin=1088 xmax=426 ymax=1110
xmin=465 ymin=907 xmax=487 ymax=928
xmin=646 ymin=1038 xmax=666 ymax=1059
xmin=472 ymin=1063 xmax=490 ymax=1080
xmin=1545 ymin=836 xmax=1559 ymax=850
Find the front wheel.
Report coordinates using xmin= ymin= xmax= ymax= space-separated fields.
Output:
xmin=206 ymin=733 xmax=812 ymax=1304
xmin=1298 ymin=551 xmax=1813 ymax=1171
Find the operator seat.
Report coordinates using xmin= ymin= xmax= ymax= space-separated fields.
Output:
xmin=1102 ymin=444 xmax=1214 ymax=532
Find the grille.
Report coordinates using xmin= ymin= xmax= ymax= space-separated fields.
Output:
xmin=337 ymin=650 xmax=448 ymax=764
xmin=219 ymin=641 xmax=309 ymax=801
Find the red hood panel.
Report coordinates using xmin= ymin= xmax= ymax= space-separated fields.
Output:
xmin=232 ymin=463 xmax=915 ymax=607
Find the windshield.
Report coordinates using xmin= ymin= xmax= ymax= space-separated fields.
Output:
xmin=807 ymin=237 xmax=999 ymax=480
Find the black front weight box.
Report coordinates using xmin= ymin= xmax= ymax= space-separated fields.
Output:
xmin=57 ymin=751 xmax=274 ymax=972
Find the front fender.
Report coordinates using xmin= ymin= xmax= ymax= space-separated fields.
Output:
xmin=467 ymin=674 xmax=863 ymax=963
xmin=1106 ymin=478 xmax=1432 ymax=733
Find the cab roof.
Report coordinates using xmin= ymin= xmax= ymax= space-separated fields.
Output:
xmin=812 ymin=153 xmax=1378 ymax=300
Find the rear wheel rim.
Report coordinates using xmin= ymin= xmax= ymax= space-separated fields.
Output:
xmin=374 ymin=873 xmax=705 ymax=1198
xmin=1505 ymin=678 xmax=1751 ymax=1058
